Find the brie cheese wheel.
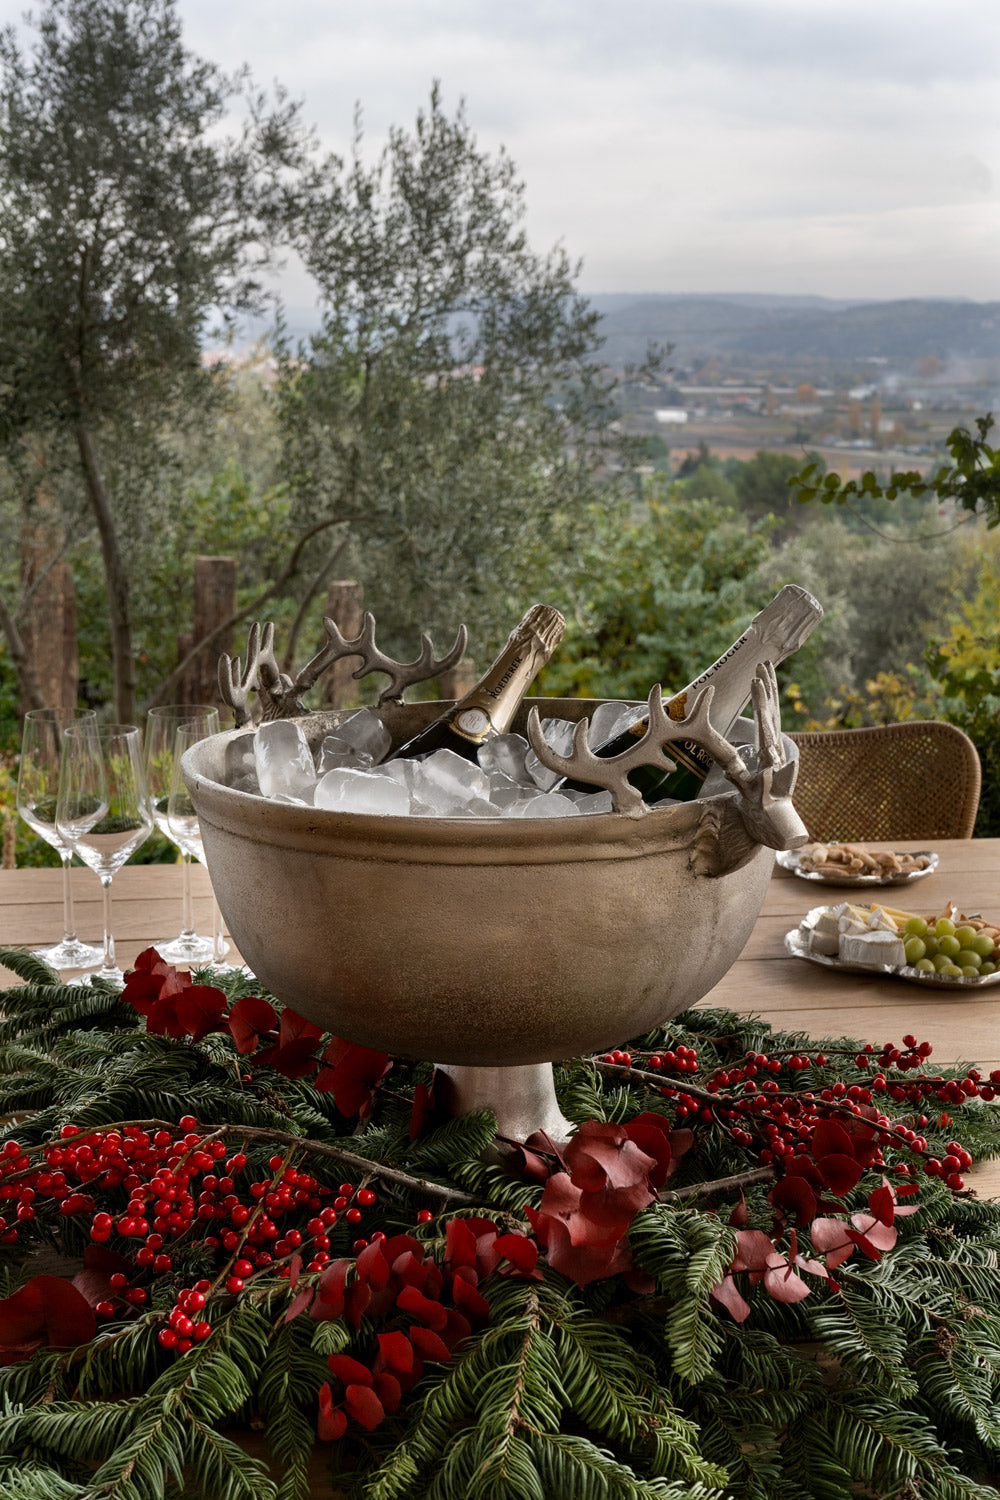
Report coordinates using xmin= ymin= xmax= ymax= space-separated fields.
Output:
xmin=838 ymin=929 xmax=906 ymax=968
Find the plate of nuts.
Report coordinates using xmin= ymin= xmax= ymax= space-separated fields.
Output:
xmin=776 ymin=841 xmax=938 ymax=886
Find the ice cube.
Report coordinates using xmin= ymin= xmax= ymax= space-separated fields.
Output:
xmin=586 ymin=700 xmax=643 ymax=747
xmin=568 ymin=789 xmax=614 ymax=815
xmin=316 ymin=708 xmax=391 ymax=772
xmin=314 ymin=766 xmax=411 ymax=816
xmin=407 ymin=749 xmax=492 ymax=815
xmin=478 ymin=733 xmax=533 ymax=786
xmin=510 ymin=791 xmax=581 ymax=818
xmin=254 ymin=720 xmax=319 ymax=801
xmin=525 ymin=717 xmax=578 ymax=791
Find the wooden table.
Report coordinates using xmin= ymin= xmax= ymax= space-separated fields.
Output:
xmin=1 ymin=840 xmax=998 ymax=1196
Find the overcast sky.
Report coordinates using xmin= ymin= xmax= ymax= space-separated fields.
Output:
xmin=4 ymin=0 xmax=999 ymax=303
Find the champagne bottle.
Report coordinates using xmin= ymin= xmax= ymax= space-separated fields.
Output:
xmin=389 ymin=604 xmax=566 ymax=764
xmin=560 ymin=584 xmax=823 ymax=802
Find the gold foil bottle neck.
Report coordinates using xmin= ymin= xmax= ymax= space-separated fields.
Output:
xmin=507 ymin=603 xmax=566 ymax=658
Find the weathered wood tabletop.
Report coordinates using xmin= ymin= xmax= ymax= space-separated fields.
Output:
xmin=2 ymin=839 xmax=998 ymax=1192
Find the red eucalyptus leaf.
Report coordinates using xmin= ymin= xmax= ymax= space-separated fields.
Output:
xmin=850 ymin=1212 xmax=898 ymax=1254
xmin=409 ymin=1078 xmax=435 ymax=1142
xmin=310 ymin=1259 xmax=351 ymax=1321
xmin=373 ymin=1371 xmax=402 ymax=1413
xmin=0 ymin=1275 xmax=96 ymax=1362
xmin=382 ymin=1234 xmax=423 ymax=1265
xmin=395 ymin=1286 xmax=448 ymax=1330
xmin=816 ymin=1152 xmax=864 ymax=1197
xmin=444 ymin=1218 xmax=479 ymax=1271
xmin=570 ymin=1181 xmax=656 ymax=1244
xmin=537 ymin=1214 xmax=635 ymax=1287
xmin=376 ymin=1330 xmax=415 ymax=1374
xmin=278 ymin=1007 xmax=323 ymax=1048
xmin=174 ymin=984 xmax=228 ymax=1041
xmin=143 ymin=993 xmax=188 ymax=1039
xmin=315 ymin=1037 xmax=392 ymax=1118
xmin=622 ymin=1113 xmax=691 ymax=1188
xmin=328 ymin=1354 xmax=373 ymax=1387
xmin=227 ymin=995 xmax=278 ymax=1054
xmin=709 ymin=1274 xmax=752 ymax=1322
xmin=317 ymin=1382 xmax=348 ymax=1442
xmin=768 ymin=1176 xmax=818 ymax=1225
xmin=391 ymin=1250 xmax=432 ymax=1290
xmin=345 ymin=1280 xmax=372 ymax=1327
xmin=783 ymin=1156 xmax=824 ymax=1190
xmin=728 ymin=1194 xmax=749 ymax=1229
xmin=564 ymin=1123 xmax=657 ymax=1192
xmin=494 ymin=1233 xmax=539 ymax=1276
xmin=72 ymin=1245 xmax=132 ymax=1310
xmin=284 ymin=1287 xmax=315 ymax=1323
xmin=443 ymin=1308 xmax=473 ymax=1349
xmin=256 ymin=1034 xmax=320 ymax=1079
xmin=344 ymin=1383 xmax=385 ymax=1431
xmin=451 ymin=1274 xmax=490 ymax=1324
xmin=356 ymin=1241 xmax=391 ymax=1290
xmin=809 ymin=1217 xmax=857 ymax=1269
xmin=868 ymin=1183 xmax=897 ymax=1227
xmin=762 ymin=1261 xmax=811 ymax=1304
xmin=731 ymin=1229 xmax=781 ymax=1273
xmin=408 ymin=1325 xmax=453 ymax=1363
xmin=811 ymin=1119 xmax=857 ymax=1161
xmin=622 ymin=1263 xmax=657 ymax=1295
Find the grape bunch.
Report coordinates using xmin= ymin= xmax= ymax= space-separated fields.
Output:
xmin=897 ymin=914 xmax=997 ymax=977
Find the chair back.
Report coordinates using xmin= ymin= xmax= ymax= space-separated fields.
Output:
xmin=788 ymin=721 xmax=981 ymax=842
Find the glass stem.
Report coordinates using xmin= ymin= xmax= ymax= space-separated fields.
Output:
xmin=180 ymin=851 xmax=195 ymax=937
xmin=61 ymin=854 xmax=78 ymax=944
xmin=100 ymin=876 xmax=115 ymax=974
xmin=213 ymin=895 xmax=228 ymax=964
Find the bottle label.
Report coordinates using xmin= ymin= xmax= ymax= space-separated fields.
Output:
xmin=448 ymin=706 xmax=496 ymax=745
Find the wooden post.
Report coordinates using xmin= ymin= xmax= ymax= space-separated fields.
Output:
xmin=19 ymin=536 xmax=78 ymax=714
xmin=439 ymin=659 xmax=477 ymax=701
xmin=319 ymin=580 xmax=364 ymax=707
xmin=181 ymin=558 xmax=237 ymax=709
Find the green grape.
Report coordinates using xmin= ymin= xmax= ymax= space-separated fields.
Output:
xmin=981 ymin=961 xmax=997 ymax=975
xmin=915 ymin=958 xmax=936 ymax=972
xmin=956 ymin=949 xmax=983 ymax=969
xmin=961 ymin=965 xmax=981 ymax=977
xmin=904 ymin=916 xmax=929 ymax=937
xmin=955 ymin=925 xmax=978 ymax=948
xmin=923 ymin=934 xmax=940 ymax=957
xmin=903 ymin=936 xmax=927 ymax=964
xmin=934 ymin=954 xmax=956 ymax=972
xmin=936 ymin=917 xmax=957 ymax=937
xmin=939 ymin=962 xmax=963 ymax=976
xmin=937 ymin=934 xmax=961 ymax=957
xmin=972 ymin=933 xmax=995 ymax=958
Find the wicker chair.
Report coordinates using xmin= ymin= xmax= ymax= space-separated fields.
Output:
xmin=788 ymin=721 xmax=982 ymax=843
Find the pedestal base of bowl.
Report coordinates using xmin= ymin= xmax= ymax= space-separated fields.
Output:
xmin=433 ymin=1061 xmax=575 ymax=1145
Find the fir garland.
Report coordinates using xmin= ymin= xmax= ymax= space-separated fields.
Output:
xmin=0 ymin=945 xmax=999 ymax=1499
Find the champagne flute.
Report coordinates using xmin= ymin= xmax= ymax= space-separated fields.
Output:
xmin=57 ymin=724 xmax=153 ymax=989
xmin=144 ymin=705 xmax=220 ymax=964
xmin=16 ymin=707 xmax=104 ymax=970
xmin=168 ymin=722 xmax=232 ymax=970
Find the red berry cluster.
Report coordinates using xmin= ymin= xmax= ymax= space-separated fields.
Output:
xmin=0 ymin=1117 xmax=381 ymax=1350
xmin=603 ymin=1034 xmax=978 ymax=1192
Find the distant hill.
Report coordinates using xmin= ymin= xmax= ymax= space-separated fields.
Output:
xmin=230 ymin=293 xmax=999 ymax=374
xmin=586 ymin=294 xmax=999 ymax=371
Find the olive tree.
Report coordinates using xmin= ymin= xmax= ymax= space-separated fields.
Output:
xmin=276 ymin=88 xmax=650 ymax=666
xmin=0 ymin=0 xmax=308 ymax=720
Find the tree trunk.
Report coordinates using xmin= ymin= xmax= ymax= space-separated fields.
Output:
xmin=74 ymin=421 xmax=135 ymax=723
xmin=0 ymin=589 xmax=45 ymax=714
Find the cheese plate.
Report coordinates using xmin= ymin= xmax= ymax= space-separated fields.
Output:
xmin=786 ymin=905 xmax=1000 ymax=990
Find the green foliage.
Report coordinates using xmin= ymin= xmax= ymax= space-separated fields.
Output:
xmin=1 ymin=969 xmax=1000 ymax=1497
xmin=538 ymin=489 xmax=773 ymax=701
xmin=789 ymin=414 xmax=1000 ymax=524
xmin=0 ymin=0 xmax=310 ymax=718
xmin=276 ymin=86 xmax=647 ymax=662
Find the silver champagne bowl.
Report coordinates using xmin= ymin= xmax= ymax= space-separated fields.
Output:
xmin=183 ymin=699 xmax=800 ymax=1140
